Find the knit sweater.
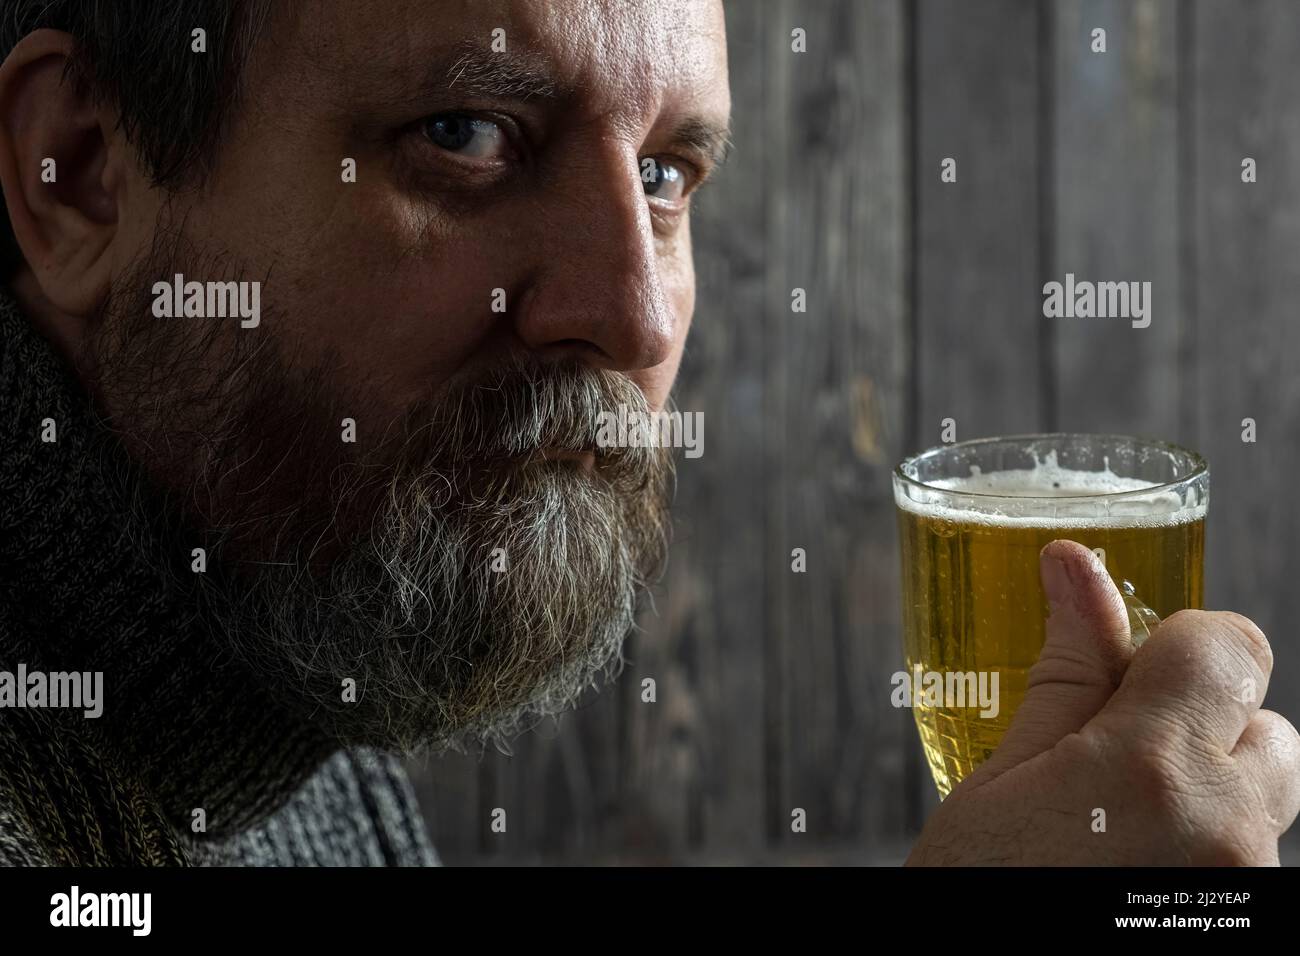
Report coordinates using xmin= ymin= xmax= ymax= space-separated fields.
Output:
xmin=0 ymin=286 xmax=438 ymax=866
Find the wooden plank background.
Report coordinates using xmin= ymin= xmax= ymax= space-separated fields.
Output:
xmin=408 ymin=0 xmax=1300 ymax=864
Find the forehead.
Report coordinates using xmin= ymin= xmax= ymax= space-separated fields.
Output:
xmin=268 ymin=0 xmax=729 ymax=120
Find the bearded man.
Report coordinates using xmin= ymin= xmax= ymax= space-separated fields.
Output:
xmin=0 ymin=0 xmax=1294 ymax=868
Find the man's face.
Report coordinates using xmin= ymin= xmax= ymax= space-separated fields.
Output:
xmin=84 ymin=0 xmax=731 ymax=749
xmin=155 ymin=0 xmax=728 ymax=420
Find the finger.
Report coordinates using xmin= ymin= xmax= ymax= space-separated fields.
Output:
xmin=977 ymin=539 xmax=1133 ymax=778
xmin=1232 ymin=709 xmax=1300 ymax=837
xmin=1097 ymin=609 xmax=1273 ymax=753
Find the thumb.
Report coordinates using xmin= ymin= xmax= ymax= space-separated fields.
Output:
xmin=973 ymin=539 xmax=1134 ymax=780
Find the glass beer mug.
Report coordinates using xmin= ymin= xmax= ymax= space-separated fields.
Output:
xmin=892 ymin=434 xmax=1209 ymax=797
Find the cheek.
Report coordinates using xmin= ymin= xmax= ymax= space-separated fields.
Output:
xmin=266 ymin=197 xmax=507 ymax=409
xmin=160 ymin=110 xmax=509 ymax=416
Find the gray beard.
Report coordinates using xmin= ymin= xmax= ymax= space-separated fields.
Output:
xmin=90 ymin=231 xmax=675 ymax=755
xmin=211 ymin=381 xmax=675 ymax=754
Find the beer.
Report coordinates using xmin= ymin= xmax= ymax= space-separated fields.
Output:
xmin=894 ymin=438 xmax=1207 ymax=797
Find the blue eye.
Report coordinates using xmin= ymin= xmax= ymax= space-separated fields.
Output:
xmin=423 ymin=114 xmax=508 ymax=159
xmin=641 ymin=157 xmax=687 ymax=201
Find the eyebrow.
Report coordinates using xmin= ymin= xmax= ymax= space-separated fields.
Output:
xmin=437 ymin=44 xmax=733 ymax=169
xmin=670 ymin=115 xmax=734 ymax=169
xmin=444 ymin=46 xmax=563 ymax=102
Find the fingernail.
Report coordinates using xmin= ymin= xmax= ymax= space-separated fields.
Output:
xmin=1041 ymin=553 xmax=1072 ymax=609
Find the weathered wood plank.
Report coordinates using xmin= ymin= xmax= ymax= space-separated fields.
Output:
xmin=765 ymin=0 xmax=908 ymax=850
xmin=1192 ymin=0 xmax=1300 ymax=859
xmin=916 ymin=0 xmax=1046 ymax=444
xmin=1052 ymin=0 xmax=1183 ymax=441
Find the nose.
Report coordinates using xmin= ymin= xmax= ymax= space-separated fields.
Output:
xmin=512 ymin=145 xmax=677 ymax=373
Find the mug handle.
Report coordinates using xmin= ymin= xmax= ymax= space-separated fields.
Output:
xmin=1119 ymin=579 xmax=1162 ymax=648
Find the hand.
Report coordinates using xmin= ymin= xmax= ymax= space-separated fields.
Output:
xmin=907 ymin=540 xmax=1300 ymax=865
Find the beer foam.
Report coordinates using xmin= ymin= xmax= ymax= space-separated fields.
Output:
xmin=896 ymin=459 xmax=1206 ymax=528
xmin=926 ymin=464 xmax=1155 ymax=497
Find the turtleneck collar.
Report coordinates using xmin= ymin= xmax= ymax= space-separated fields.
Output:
xmin=0 ymin=283 xmax=336 ymax=838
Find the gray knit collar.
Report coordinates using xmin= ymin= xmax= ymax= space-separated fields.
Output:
xmin=0 ymin=284 xmax=338 ymax=841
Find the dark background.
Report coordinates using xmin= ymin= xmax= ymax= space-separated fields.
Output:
xmin=408 ymin=0 xmax=1300 ymax=864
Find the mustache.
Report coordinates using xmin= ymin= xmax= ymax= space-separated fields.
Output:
xmin=381 ymin=352 xmax=672 ymax=495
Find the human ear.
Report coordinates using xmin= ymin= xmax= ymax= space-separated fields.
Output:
xmin=0 ymin=29 xmax=124 ymax=318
